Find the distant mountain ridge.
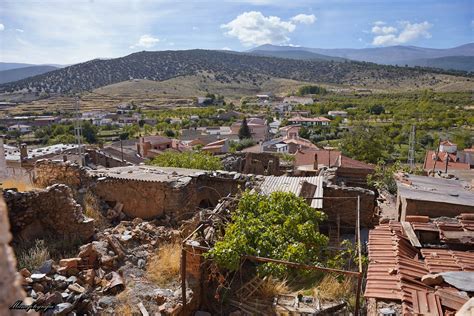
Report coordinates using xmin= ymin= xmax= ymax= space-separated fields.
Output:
xmin=0 ymin=65 xmax=59 ymax=84
xmin=249 ymin=43 xmax=474 ymax=71
xmin=0 ymin=49 xmax=471 ymax=95
xmin=248 ymin=49 xmax=347 ymax=62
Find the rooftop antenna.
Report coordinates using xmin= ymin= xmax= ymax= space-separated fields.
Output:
xmin=74 ymin=96 xmax=85 ymax=166
xmin=407 ymin=124 xmax=416 ymax=169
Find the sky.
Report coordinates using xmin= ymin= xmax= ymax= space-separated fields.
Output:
xmin=0 ymin=0 xmax=472 ymax=64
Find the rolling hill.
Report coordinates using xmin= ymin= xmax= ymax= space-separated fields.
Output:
xmin=0 ymin=65 xmax=59 ymax=84
xmin=0 ymin=49 xmax=472 ymax=97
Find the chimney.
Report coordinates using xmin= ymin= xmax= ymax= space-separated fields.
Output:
xmin=20 ymin=143 xmax=28 ymax=162
xmin=313 ymin=153 xmax=318 ymax=170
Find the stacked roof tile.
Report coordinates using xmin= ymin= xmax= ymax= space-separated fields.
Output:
xmin=365 ymin=221 xmax=472 ymax=315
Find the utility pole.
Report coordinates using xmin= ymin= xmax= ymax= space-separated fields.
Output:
xmin=356 ymin=195 xmax=362 ymax=273
xmin=407 ymin=125 xmax=416 ymax=169
xmin=74 ymin=96 xmax=84 ymax=166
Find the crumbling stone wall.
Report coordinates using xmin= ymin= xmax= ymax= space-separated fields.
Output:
xmin=3 ymin=184 xmax=94 ymax=242
xmin=85 ymin=149 xmax=129 ymax=168
xmin=222 ymin=152 xmax=282 ymax=176
xmin=323 ymin=184 xmax=376 ymax=228
xmin=92 ymin=175 xmax=248 ymax=220
xmin=92 ymin=178 xmax=195 ymax=220
xmin=33 ymin=159 xmax=90 ymax=190
xmin=0 ymin=197 xmax=33 ymax=316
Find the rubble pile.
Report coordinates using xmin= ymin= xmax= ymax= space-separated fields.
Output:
xmin=4 ymin=184 xmax=94 ymax=242
xmin=18 ymin=218 xmax=189 ymax=315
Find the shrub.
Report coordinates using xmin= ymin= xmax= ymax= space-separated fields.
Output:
xmin=207 ymin=191 xmax=328 ymax=278
xmin=149 ymin=151 xmax=223 ymax=170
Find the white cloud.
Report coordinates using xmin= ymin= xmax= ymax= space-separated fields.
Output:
xmin=371 ymin=25 xmax=397 ymax=35
xmin=15 ymin=28 xmax=24 ymax=32
xmin=192 ymin=26 xmax=199 ymax=31
xmin=373 ymin=21 xmax=386 ymax=26
xmin=221 ymin=46 xmax=231 ymax=50
xmin=290 ymin=14 xmax=316 ymax=25
xmin=221 ymin=11 xmax=315 ymax=46
xmin=0 ymin=23 xmax=4 ymax=31
xmin=131 ymin=34 xmax=160 ymax=49
xmin=372 ymin=21 xmax=432 ymax=46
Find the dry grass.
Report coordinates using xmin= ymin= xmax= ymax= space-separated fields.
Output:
xmin=115 ymin=289 xmax=136 ymax=316
xmin=313 ymin=274 xmax=353 ymax=302
xmin=257 ymin=277 xmax=290 ymax=299
xmin=1 ymin=178 xmax=36 ymax=192
xmin=83 ymin=191 xmax=108 ymax=229
xmin=147 ymin=242 xmax=181 ymax=286
xmin=17 ymin=239 xmax=50 ymax=271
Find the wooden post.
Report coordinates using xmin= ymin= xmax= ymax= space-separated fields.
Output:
xmin=354 ymin=272 xmax=363 ymax=316
xmin=357 ymin=195 xmax=362 ymax=273
xmin=120 ymin=139 xmax=124 ymax=163
xmin=181 ymin=247 xmax=187 ymax=307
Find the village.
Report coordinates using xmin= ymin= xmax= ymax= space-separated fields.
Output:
xmin=0 ymin=86 xmax=473 ymax=316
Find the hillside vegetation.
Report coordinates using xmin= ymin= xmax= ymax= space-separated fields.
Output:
xmin=1 ymin=49 xmax=472 ymax=96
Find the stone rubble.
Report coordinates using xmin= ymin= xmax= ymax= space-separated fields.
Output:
xmin=17 ymin=218 xmax=187 ymax=315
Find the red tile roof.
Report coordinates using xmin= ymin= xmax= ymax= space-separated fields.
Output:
xmin=294 ymin=148 xmax=374 ymax=171
xmin=365 ymin=222 xmax=472 ymax=314
xmin=423 ymin=150 xmax=470 ymax=171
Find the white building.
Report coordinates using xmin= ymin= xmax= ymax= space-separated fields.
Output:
xmin=8 ymin=124 xmax=32 ymax=134
xmin=328 ymin=110 xmax=348 ymax=117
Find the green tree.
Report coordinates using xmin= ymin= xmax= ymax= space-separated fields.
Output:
xmin=339 ymin=124 xmax=392 ymax=163
xmin=207 ymin=191 xmax=328 ymax=277
xmin=149 ymin=151 xmax=223 ymax=170
xmin=238 ymin=117 xmax=252 ymax=140
xmin=82 ymin=121 xmax=98 ymax=143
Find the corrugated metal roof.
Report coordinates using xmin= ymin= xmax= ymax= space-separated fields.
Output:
xmin=259 ymin=175 xmax=323 ymax=208
xmin=396 ymin=174 xmax=474 ymax=207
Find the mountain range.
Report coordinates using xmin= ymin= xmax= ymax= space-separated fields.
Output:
xmin=249 ymin=43 xmax=474 ymax=72
xmin=0 ymin=49 xmax=471 ymax=97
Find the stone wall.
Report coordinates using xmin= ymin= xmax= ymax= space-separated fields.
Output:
xmin=0 ymin=197 xmax=33 ymax=316
xmin=3 ymin=184 xmax=94 ymax=242
xmin=91 ymin=175 xmax=247 ymax=220
xmin=222 ymin=152 xmax=282 ymax=176
xmin=323 ymin=184 xmax=376 ymax=228
xmin=33 ymin=160 xmax=89 ymax=190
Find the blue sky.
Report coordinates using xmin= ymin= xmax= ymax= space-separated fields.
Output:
xmin=0 ymin=0 xmax=472 ymax=64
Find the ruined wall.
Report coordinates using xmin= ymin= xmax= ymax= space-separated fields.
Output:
xmin=0 ymin=197 xmax=33 ymax=316
xmin=222 ymin=152 xmax=282 ymax=176
xmin=33 ymin=159 xmax=90 ymax=190
xmin=335 ymin=167 xmax=373 ymax=188
xmin=92 ymin=178 xmax=194 ymax=220
xmin=3 ymin=184 xmax=94 ymax=242
xmin=323 ymin=184 xmax=376 ymax=228
xmin=86 ymin=149 xmax=129 ymax=168
xmin=92 ymin=174 xmax=248 ymax=220
xmin=399 ymin=197 xmax=474 ymax=220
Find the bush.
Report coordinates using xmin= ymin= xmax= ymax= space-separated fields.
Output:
xmin=207 ymin=191 xmax=328 ymax=278
xmin=149 ymin=151 xmax=223 ymax=170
